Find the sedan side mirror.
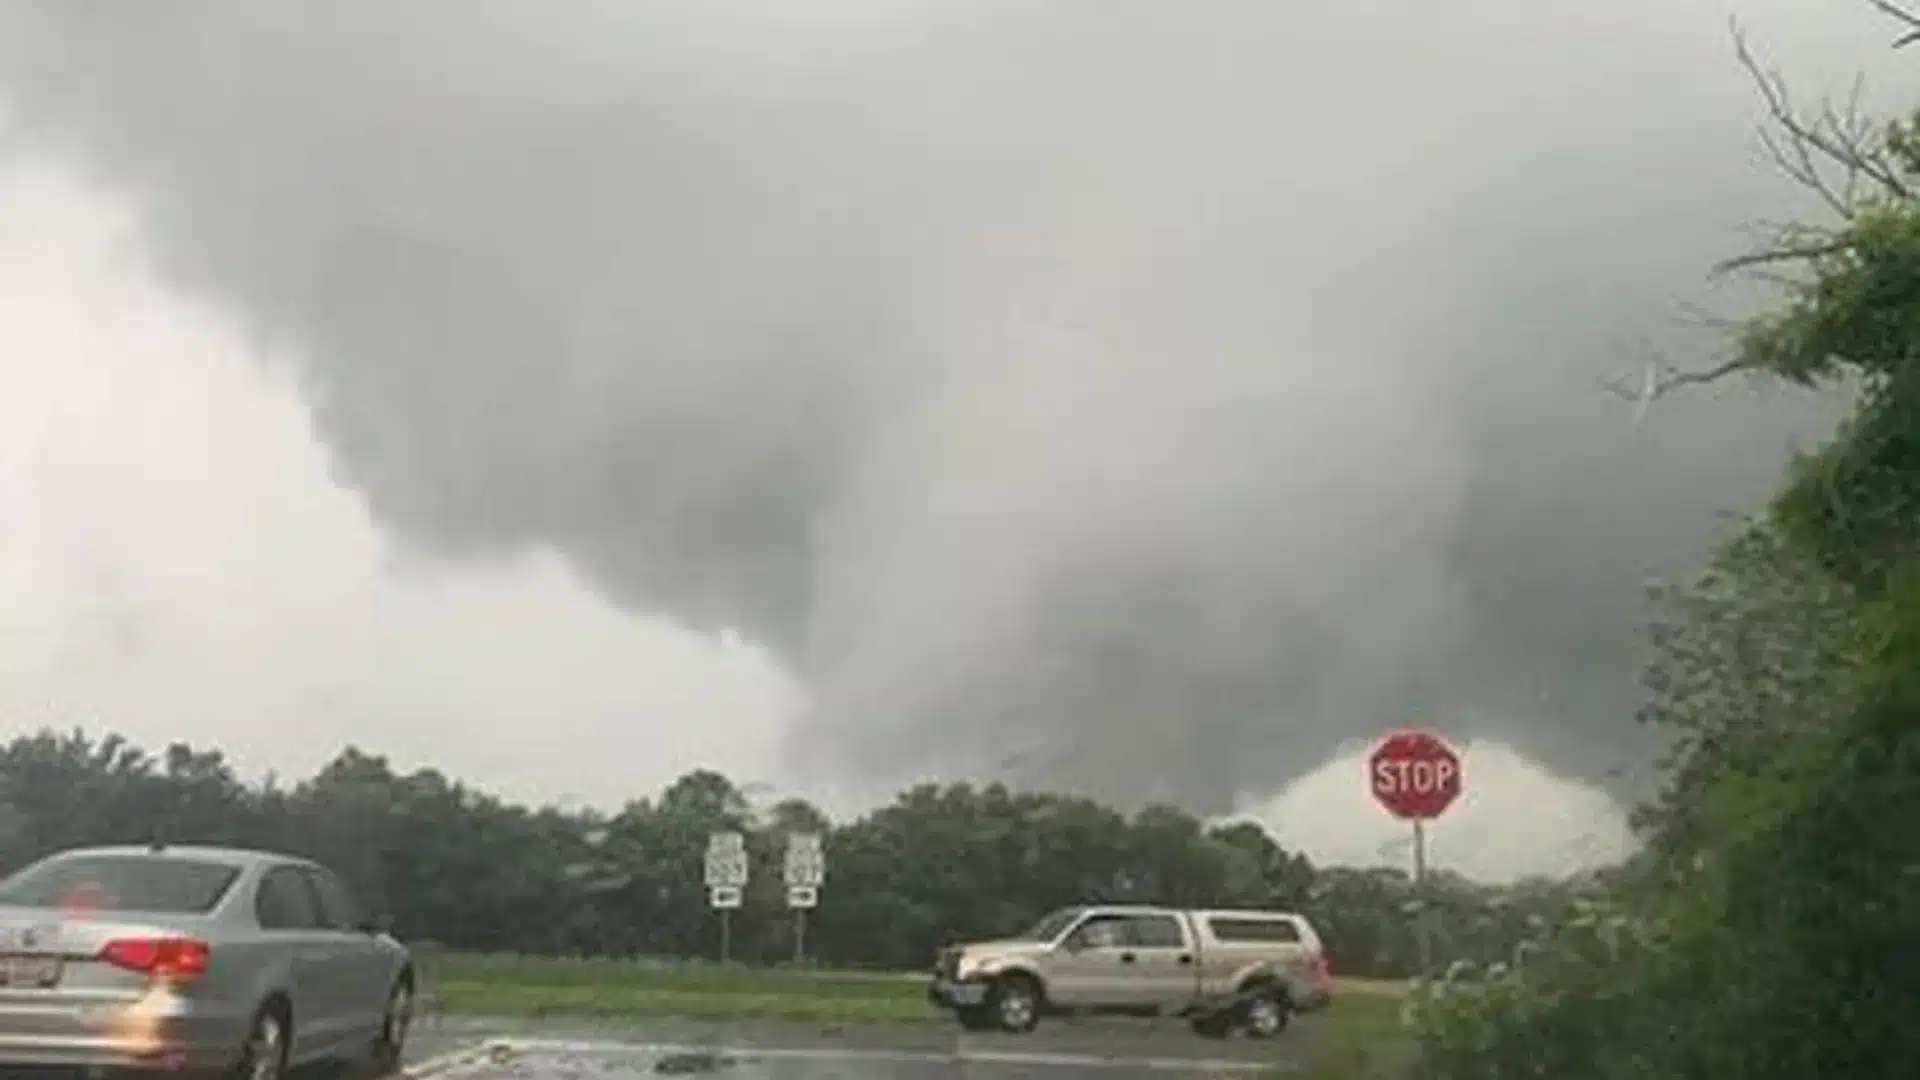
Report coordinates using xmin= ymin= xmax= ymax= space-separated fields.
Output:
xmin=360 ymin=913 xmax=396 ymax=935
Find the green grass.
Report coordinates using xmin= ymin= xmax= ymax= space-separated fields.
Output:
xmin=419 ymin=956 xmax=1417 ymax=1079
xmin=421 ymin=952 xmax=933 ymax=1021
xmin=415 ymin=952 xmax=1414 ymax=1069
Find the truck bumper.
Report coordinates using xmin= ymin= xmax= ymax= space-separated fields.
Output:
xmin=1294 ymin=986 xmax=1334 ymax=1014
xmin=927 ymin=978 xmax=990 ymax=1009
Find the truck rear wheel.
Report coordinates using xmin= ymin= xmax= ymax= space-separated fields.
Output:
xmin=1239 ymin=985 xmax=1290 ymax=1039
xmin=987 ymin=974 xmax=1041 ymax=1033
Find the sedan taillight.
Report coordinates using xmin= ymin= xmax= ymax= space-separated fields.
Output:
xmin=100 ymin=937 xmax=211 ymax=982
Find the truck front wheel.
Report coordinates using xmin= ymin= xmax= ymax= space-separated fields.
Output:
xmin=987 ymin=974 xmax=1042 ymax=1033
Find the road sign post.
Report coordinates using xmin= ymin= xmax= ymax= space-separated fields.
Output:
xmin=1412 ymin=817 xmax=1431 ymax=979
xmin=1367 ymin=728 xmax=1463 ymax=985
xmin=704 ymin=832 xmax=748 ymax=965
xmin=782 ymin=833 xmax=824 ymax=965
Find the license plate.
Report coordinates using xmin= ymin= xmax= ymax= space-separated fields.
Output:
xmin=937 ymin=979 xmax=987 ymax=1005
xmin=0 ymin=955 xmax=61 ymax=988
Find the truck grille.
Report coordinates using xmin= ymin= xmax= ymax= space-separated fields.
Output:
xmin=935 ymin=946 xmax=962 ymax=980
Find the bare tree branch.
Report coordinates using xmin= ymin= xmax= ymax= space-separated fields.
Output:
xmin=1733 ymin=20 xmax=1909 ymax=214
xmin=1830 ymin=74 xmax=1872 ymax=207
xmin=1599 ymin=356 xmax=1771 ymax=406
xmin=1713 ymin=236 xmax=1857 ymax=275
xmin=1739 ymin=266 xmax=1816 ymax=290
xmin=1754 ymin=124 xmax=1852 ymax=218
xmin=1601 ymin=14 xmax=1911 ymax=408
xmin=1670 ymin=301 xmax=1742 ymax=334
xmin=1866 ymin=0 xmax=1920 ymax=47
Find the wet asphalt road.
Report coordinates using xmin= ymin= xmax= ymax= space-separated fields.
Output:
xmin=283 ymin=1026 xmax=480 ymax=1080
xmin=402 ymin=1017 xmax=1309 ymax=1080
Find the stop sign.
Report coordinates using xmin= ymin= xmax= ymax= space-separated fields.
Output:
xmin=1368 ymin=728 xmax=1463 ymax=820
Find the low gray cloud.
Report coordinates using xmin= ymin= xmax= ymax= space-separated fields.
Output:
xmin=0 ymin=0 xmax=1889 ymax=811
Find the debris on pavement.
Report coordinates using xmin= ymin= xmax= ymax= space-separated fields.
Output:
xmin=653 ymin=1050 xmax=734 ymax=1074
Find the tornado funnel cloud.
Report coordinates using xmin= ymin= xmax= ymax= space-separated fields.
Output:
xmin=0 ymin=0 xmax=1865 ymax=810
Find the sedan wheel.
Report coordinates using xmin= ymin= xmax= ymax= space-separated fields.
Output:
xmin=375 ymin=981 xmax=414 ymax=1069
xmin=237 ymin=1008 xmax=288 ymax=1080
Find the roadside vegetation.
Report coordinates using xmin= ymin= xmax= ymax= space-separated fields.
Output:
xmin=0 ymin=752 xmax=1592 ymax=983
xmin=419 ymin=951 xmax=937 ymax=1022
xmin=1409 ymin=8 xmax=1920 ymax=1079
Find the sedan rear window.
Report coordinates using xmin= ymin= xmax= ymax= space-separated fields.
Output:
xmin=0 ymin=855 xmax=240 ymax=914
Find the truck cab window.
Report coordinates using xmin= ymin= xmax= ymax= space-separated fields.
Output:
xmin=1067 ymin=915 xmax=1127 ymax=950
xmin=1126 ymin=915 xmax=1185 ymax=948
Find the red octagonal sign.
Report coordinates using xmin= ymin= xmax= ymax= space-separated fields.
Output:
xmin=1368 ymin=728 xmax=1463 ymax=820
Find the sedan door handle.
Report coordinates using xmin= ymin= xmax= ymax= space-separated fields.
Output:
xmin=1177 ymin=953 xmax=1193 ymax=965
xmin=1118 ymin=951 xmax=1136 ymax=964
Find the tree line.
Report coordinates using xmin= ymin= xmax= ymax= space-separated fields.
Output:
xmin=0 ymin=728 xmax=1593 ymax=976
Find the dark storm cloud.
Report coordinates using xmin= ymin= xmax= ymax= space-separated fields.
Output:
xmin=0 ymin=1 xmax=1894 ymax=811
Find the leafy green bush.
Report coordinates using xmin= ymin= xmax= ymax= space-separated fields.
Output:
xmin=1412 ymin=518 xmax=1920 ymax=1080
xmin=1409 ymin=901 xmax=1666 ymax=1080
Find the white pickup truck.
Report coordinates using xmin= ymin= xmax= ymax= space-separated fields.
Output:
xmin=927 ymin=904 xmax=1333 ymax=1037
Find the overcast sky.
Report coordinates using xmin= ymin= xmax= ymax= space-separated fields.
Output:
xmin=0 ymin=1 xmax=1909 ymax=880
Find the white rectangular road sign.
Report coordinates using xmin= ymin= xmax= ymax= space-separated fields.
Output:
xmin=704 ymin=832 xmax=749 ymax=888
xmin=786 ymin=885 xmax=818 ymax=910
xmin=708 ymin=885 xmax=743 ymax=910
xmin=783 ymin=832 xmax=825 ymax=887
xmin=704 ymin=851 xmax=748 ymax=888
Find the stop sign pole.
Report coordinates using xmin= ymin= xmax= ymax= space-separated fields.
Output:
xmin=1368 ymin=728 xmax=1463 ymax=983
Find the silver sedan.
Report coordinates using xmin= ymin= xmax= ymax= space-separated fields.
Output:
xmin=0 ymin=843 xmax=414 ymax=1079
